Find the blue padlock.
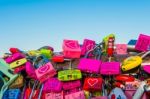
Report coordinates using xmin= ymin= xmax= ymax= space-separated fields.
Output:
xmin=3 ymin=89 xmax=21 ymax=99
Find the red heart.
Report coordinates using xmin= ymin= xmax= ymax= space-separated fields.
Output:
xmin=65 ymin=41 xmax=78 ymax=49
xmin=88 ymin=78 xmax=98 ymax=86
xmin=38 ymin=65 xmax=50 ymax=73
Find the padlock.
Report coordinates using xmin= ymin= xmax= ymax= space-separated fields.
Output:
xmin=91 ymin=96 xmax=108 ymax=99
xmin=115 ymin=44 xmax=127 ymax=55
xmin=5 ymin=52 xmax=25 ymax=64
xmin=78 ymin=43 xmax=102 ymax=73
xmin=108 ymin=87 xmax=127 ymax=99
xmin=141 ymin=63 xmax=150 ymax=74
xmin=127 ymin=39 xmax=137 ymax=51
xmin=100 ymin=61 xmax=120 ymax=75
xmin=102 ymin=34 xmax=115 ymax=53
xmin=43 ymin=78 xmax=62 ymax=93
xmin=13 ymin=65 xmax=25 ymax=74
xmin=58 ymin=69 xmax=82 ymax=81
xmin=81 ymin=39 xmax=95 ymax=56
xmin=9 ymin=58 xmax=27 ymax=69
xmin=83 ymin=77 xmax=103 ymax=91
xmin=0 ymin=59 xmax=18 ymax=98
xmin=135 ymin=34 xmax=150 ymax=51
xmin=65 ymin=90 xmax=86 ymax=99
xmin=44 ymin=91 xmax=64 ymax=99
xmin=9 ymin=47 xmax=20 ymax=54
xmin=62 ymin=39 xmax=81 ymax=58
xmin=121 ymin=51 xmax=150 ymax=71
xmin=2 ymin=89 xmax=21 ymax=99
xmin=39 ymin=49 xmax=53 ymax=59
xmin=58 ymin=60 xmax=82 ymax=81
xmin=52 ymin=54 xmax=70 ymax=63
xmin=62 ymin=80 xmax=81 ymax=90
xmin=9 ymin=75 xmax=24 ymax=89
xmin=33 ymin=55 xmax=56 ymax=82
xmin=115 ymin=75 xmax=135 ymax=82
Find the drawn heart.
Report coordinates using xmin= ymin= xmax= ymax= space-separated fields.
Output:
xmin=65 ymin=41 xmax=78 ymax=49
xmin=88 ymin=78 xmax=98 ymax=86
xmin=38 ymin=65 xmax=50 ymax=73
xmin=86 ymin=43 xmax=94 ymax=51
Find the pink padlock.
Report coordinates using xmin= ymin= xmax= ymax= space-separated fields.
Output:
xmin=44 ymin=92 xmax=64 ymax=99
xmin=115 ymin=44 xmax=127 ymax=55
xmin=81 ymin=39 xmax=95 ymax=56
xmin=65 ymin=90 xmax=85 ymax=99
xmin=143 ymin=65 xmax=150 ymax=74
xmin=63 ymin=80 xmax=81 ymax=90
xmin=35 ymin=62 xmax=56 ymax=83
xmin=78 ymin=44 xmax=102 ymax=73
xmin=43 ymin=78 xmax=62 ymax=92
xmin=62 ymin=39 xmax=81 ymax=58
xmin=5 ymin=53 xmax=25 ymax=63
xmin=100 ymin=62 xmax=120 ymax=75
xmin=135 ymin=34 xmax=150 ymax=51
xmin=25 ymin=62 xmax=37 ymax=80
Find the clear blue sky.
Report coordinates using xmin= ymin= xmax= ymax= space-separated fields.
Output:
xmin=0 ymin=0 xmax=150 ymax=55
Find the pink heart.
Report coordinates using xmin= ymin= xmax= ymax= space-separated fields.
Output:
xmin=88 ymin=78 xmax=98 ymax=86
xmin=38 ymin=65 xmax=50 ymax=73
xmin=65 ymin=41 xmax=78 ymax=49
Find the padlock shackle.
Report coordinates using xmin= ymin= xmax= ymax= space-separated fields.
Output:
xmin=141 ymin=51 xmax=150 ymax=59
xmin=84 ymin=42 xmax=103 ymax=58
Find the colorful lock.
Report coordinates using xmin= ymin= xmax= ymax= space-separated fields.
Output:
xmin=58 ymin=69 xmax=82 ymax=81
xmin=43 ymin=78 xmax=62 ymax=92
xmin=9 ymin=58 xmax=27 ymax=69
xmin=5 ymin=53 xmax=25 ymax=64
xmin=3 ymin=89 xmax=21 ymax=99
xmin=83 ymin=77 xmax=103 ymax=91
xmin=63 ymin=80 xmax=81 ymax=90
xmin=121 ymin=56 xmax=142 ymax=71
xmin=81 ymin=39 xmax=95 ymax=56
xmin=65 ymin=90 xmax=85 ymax=99
xmin=135 ymin=34 xmax=150 ymax=51
xmin=35 ymin=62 xmax=56 ymax=82
xmin=78 ymin=44 xmax=102 ymax=73
xmin=62 ymin=39 xmax=81 ymax=58
xmin=44 ymin=92 xmax=64 ymax=99
xmin=100 ymin=62 xmax=120 ymax=75
xmin=116 ymin=44 xmax=127 ymax=55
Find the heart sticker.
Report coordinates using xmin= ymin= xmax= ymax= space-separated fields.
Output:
xmin=88 ymin=78 xmax=98 ymax=86
xmin=65 ymin=41 xmax=78 ymax=49
xmin=38 ymin=65 xmax=50 ymax=73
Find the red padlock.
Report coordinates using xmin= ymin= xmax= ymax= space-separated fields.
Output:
xmin=115 ymin=75 xmax=135 ymax=82
xmin=83 ymin=77 xmax=103 ymax=91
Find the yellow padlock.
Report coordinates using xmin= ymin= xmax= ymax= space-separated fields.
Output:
xmin=10 ymin=58 xmax=27 ymax=69
xmin=121 ymin=56 xmax=142 ymax=71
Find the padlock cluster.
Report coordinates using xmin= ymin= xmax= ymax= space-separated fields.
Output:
xmin=0 ymin=33 xmax=150 ymax=99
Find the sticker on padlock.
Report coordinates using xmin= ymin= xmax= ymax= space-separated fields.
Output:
xmin=78 ymin=43 xmax=102 ymax=73
xmin=43 ymin=78 xmax=62 ymax=92
xmin=81 ymin=39 xmax=95 ymax=56
xmin=9 ymin=58 xmax=27 ymax=69
xmin=0 ymin=59 xmax=18 ymax=99
xmin=9 ymin=75 xmax=24 ymax=89
xmin=62 ymin=39 xmax=81 ymax=58
xmin=83 ymin=77 xmax=103 ymax=91
xmin=3 ymin=89 xmax=21 ymax=99
xmin=135 ymin=34 xmax=150 ymax=51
